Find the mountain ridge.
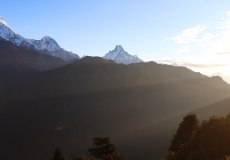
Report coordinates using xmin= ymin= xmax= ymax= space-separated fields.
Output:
xmin=1 ymin=59 xmax=230 ymax=160
xmin=0 ymin=18 xmax=144 ymax=64
xmin=1 ymin=18 xmax=230 ymax=160
xmin=0 ymin=39 xmax=66 ymax=70
xmin=0 ymin=17 xmax=79 ymax=61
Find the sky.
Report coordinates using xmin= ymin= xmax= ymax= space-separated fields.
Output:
xmin=2 ymin=0 xmax=230 ymax=82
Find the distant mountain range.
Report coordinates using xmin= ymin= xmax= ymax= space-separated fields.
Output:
xmin=1 ymin=18 xmax=230 ymax=160
xmin=0 ymin=17 xmax=143 ymax=64
xmin=0 ymin=17 xmax=79 ymax=61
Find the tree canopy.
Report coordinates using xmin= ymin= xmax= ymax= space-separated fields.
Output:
xmin=167 ymin=113 xmax=230 ymax=160
xmin=51 ymin=148 xmax=65 ymax=160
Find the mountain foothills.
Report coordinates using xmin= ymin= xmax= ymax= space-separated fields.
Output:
xmin=0 ymin=40 xmax=66 ymax=70
xmin=1 ymin=18 xmax=230 ymax=160
xmin=1 ymin=56 xmax=230 ymax=160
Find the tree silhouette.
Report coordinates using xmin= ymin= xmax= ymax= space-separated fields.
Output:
xmin=167 ymin=113 xmax=230 ymax=160
xmin=52 ymin=148 xmax=65 ymax=160
xmin=75 ymin=155 xmax=92 ymax=160
xmin=88 ymin=137 xmax=122 ymax=160
xmin=168 ymin=114 xmax=199 ymax=159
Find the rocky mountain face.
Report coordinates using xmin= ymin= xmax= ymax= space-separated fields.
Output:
xmin=0 ymin=18 xmax=145 ymax=64
xmin=103 ymin=45 xmax=143 ymax=64
xmin=0 ymin=17 xmax=79 ymax=61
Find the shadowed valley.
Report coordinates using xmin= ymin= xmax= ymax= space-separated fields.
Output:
xmin=1 ymin=53 xmax=230 ymax=160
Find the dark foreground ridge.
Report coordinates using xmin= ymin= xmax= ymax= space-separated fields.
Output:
xmin=1 ymin=56 xmax=230 ymax=160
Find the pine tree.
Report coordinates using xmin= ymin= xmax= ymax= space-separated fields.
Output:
xmin=89 ymin=137 xmax=116 ymax=159
xmin=168 ymin=114 xmax=199 ymax=159
xmin=52 ymin=148 xmax=65 ymax=160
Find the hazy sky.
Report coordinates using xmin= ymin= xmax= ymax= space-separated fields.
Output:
xmin=2 ymin=0 xmax=230 ymax=81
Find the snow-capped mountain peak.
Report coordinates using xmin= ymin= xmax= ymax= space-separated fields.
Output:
xmin=28 ymin=36 xmax=63 ymax=52
xmin=103 ymin=45 xmax=143 ymax=64
xmin=0 ymin=17 xmax=22 ymax=42
xmin=0 ymin=17 xmax=79 ymax=61
xmin=41 ymin=36 xmax=54 ymax=42
xmin=0 ymin=17 xmax=63 ymax=52
xmin=114 ymin=45 xmax=125 ymax=52
xmin=0 ymin=17 xmax=11 ymax=28
xmin=40 ymin=36 xmax=62 ymax=51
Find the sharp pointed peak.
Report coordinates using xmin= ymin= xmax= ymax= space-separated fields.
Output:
xmin=41 ymin=36 xmax=54 ymax=41
xmin=114 ymin=45 xmax=125 ymax=51
xmin=115 ymin=44 xmax=123 ymax=48
xmin=103 ymin=44 xmax=143 ymax=64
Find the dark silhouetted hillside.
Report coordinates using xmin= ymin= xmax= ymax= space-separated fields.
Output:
xmin=0 ymin=57 xmax=230 ymax=160
xmin=0 ymin=40 xmax=66 ymax=70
